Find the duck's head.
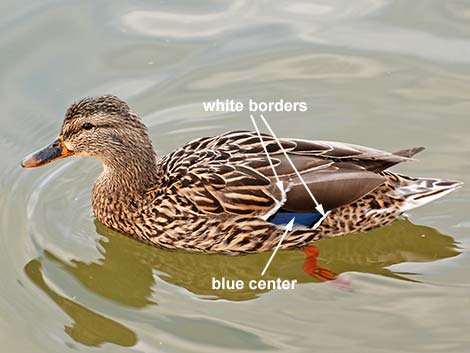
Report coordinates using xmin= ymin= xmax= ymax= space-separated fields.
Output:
xmin=21 ymin=95 xmax=155 ymax=170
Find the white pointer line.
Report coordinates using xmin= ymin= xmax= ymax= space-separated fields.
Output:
xmin=250 ymin=115 xmax=284 ymax=193
xmin=259 ymin=114 xmax=326 ymax=216
xmin=312 ymin=212 xmax=329 ymax=230
xmin=261 ymin=217 xmax=295 ymax=276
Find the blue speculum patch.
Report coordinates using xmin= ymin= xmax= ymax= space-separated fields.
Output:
xmin=268 ymin=212 xmax=322 ymax=227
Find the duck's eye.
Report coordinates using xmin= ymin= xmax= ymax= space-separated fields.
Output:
xmin=82 ymin=123 xmax=95 ymax=130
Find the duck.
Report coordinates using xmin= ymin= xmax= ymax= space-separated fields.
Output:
xmin=21 ymin=95 xmax=462 ymax=255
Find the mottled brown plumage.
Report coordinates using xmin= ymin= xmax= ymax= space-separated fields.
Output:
xmin=21 ymin=95 xmax=463 ymax=254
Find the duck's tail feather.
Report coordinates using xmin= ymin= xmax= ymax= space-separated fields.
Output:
xmin=392 ymin=146 xmax=425 ymax=158
xmin=386 ymin=173 xmax=463 ymax=212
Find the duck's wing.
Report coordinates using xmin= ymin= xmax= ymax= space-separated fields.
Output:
xmin=274 ymin=139 xmax=424 ymax=212
xmin=157 ymin=131 xmax=422 ymax=217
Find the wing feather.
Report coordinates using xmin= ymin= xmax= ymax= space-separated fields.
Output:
xmin=155 ymin=131 xmax=417 ymax=218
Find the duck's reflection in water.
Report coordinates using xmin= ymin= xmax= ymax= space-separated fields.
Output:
xmin=24 ymin=259 xmax=137 ymax=347
xmin=24 ymin=219 xmax=460 ymax=346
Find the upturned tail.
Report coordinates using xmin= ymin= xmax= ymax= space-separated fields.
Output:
xmin=384 ymin=172 xmax=463 ymax=212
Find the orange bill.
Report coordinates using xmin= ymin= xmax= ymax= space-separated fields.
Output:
xmin=21 ymin=137 xmax=74 ymax=168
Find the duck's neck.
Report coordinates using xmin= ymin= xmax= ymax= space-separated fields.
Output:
xmin=99 ymin=148 xmax=159 ymax=193
xmin=92 ymin=146 xmax=159 ymax=230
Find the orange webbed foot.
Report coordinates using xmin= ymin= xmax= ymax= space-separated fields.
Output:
xmin=303 ymin=246 xmax=351 ymax=290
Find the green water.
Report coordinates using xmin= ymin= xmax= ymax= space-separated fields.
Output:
xmin=0 ymin=0 xmax=469 ymax=352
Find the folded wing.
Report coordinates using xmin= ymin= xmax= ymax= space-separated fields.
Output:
xmin=160 ymin=131 xmax=422 ymax=218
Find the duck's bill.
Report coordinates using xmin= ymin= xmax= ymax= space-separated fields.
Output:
xmin=21 ymin=137 xmax=75 ymax=168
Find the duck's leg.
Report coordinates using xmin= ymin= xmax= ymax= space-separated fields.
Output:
xmin=303 ymin=246 xmax=337 ymax=281
xmin=303 ymin=246 xmax=351 ymax=290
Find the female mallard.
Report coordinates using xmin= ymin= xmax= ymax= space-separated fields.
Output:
xmin=21 ymin=95 xmax=462 ymax=254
